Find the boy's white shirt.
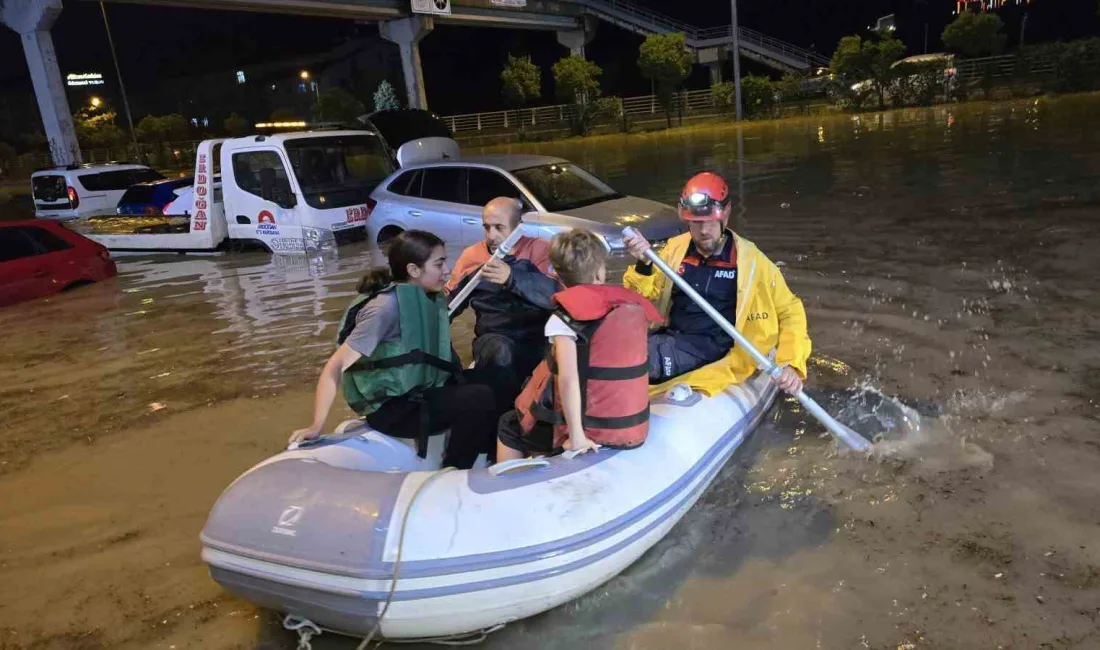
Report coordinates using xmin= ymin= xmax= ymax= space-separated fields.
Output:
xmin=544 ymin=315 xmax=578 ymax=341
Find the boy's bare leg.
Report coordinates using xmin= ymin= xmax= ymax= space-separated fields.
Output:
xmin=496 ymin=439 xmax=524 ymax=462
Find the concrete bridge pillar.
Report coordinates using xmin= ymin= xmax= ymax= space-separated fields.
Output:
xmin=556 ymin=15 xmax=596 ymax=58
xmin=380 ymin=15 xmax=434 ymax=111
xmin=556 ymin=29 xmax=586 ymax=57
xmin=708 ymin=61 xmax=722 ymax=85
xmin=1 ymin=0 xmax=81 ymax=165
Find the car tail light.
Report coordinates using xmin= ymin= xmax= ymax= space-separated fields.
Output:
xmin=97 ymin=246 xmax=111 ymax=261
xmin=366 ymin=196 xmax=377 ymax=216
xmin=67 ymin=186 xmax=79 ymax=210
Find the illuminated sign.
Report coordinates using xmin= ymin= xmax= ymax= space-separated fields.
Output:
xmin=66 ymin=72 xmax=105 ymax=87
xmin=411 ymin=0 xmax=450 ymax=15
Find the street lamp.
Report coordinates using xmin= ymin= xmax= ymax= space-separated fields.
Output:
xmin=90 ymin=96 xmax=102 ymax=109
xmin=300 ymin=69 xmax=320 ymax=103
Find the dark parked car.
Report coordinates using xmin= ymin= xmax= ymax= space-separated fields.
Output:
xmin=116 ymin=176 xmax=194 ymax=216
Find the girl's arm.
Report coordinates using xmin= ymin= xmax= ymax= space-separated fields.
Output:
xmin=290 ymin=342 xmax=363 ymax=444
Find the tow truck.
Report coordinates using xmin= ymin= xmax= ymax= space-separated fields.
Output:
xmin=79 ymin=129 xmax=400 ymax=254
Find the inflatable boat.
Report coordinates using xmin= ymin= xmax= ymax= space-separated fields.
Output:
xmin=199 ymin=371 xmax=778 ymax=642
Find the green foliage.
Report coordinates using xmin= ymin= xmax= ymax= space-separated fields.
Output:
xmin=741 ymin=76 xmax=777 ymax=117
xmin=1025 ymin=38 xmax=1100 ymax=93
xmin=552 ymin=53 xmax=602 ymax=104
xmin=594 ymin=96 xmax=629 ymax=132
xmin=777 ymin=72 xmax=815 ymax=102
xmin=312 ymin=87 xmax=366 ymax=124
xmin=373 ymin=80 xmax=401 ymax=112
xmin=830 ymin=31 xmax=907 ymax=110
xmin=135 ymin=114 xmax=190 ymax=143
xmin=942 ymin=11 xmax=1006 ymax=58
xmin=552 ymin=54 xmax=602 ymax=135
xmin=501 ymin=54 xmax=542 ymax=107
xmin=711 ymin=81 xmax=735 ymax=113
xmin=75 ymin=110 xmax=127 ymax=148
xmin=223 ymin=113 xmax=250 ymax=137
xmin=638 ymin=32 xmax=693 ymax=127
xmin=889 ymin=61 xmax=948 ymax=107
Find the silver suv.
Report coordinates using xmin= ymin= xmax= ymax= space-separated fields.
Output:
xmin=366 ymin=155 xmax=682 ymax=252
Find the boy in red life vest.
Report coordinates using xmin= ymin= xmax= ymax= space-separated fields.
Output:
xmin=497 ymin=229 xmax=663 ymax=461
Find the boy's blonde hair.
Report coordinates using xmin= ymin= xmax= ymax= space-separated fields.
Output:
xmin=549 ymin=229 xmax=608 ymax=287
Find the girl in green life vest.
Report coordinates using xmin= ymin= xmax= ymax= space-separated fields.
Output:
xmin=290 ymin=230 xmax=499 ymax=469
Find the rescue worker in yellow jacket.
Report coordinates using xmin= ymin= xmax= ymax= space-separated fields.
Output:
xmin=622 ymin=172 xmax=812 ymax=397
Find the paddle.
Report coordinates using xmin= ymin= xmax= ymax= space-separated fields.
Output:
xmin=622 ymin=227 xmax=873 ymax=453
xmin=447 ymin=225 xmax=530 ymax=317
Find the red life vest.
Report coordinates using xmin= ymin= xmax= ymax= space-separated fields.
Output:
xmin=515 ymin=284 xmax=663 ymax=449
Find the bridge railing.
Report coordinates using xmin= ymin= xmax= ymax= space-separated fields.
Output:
xmin=579 ymin=0 xmax=699 ymax=36
xmin=696 ymin=25 xmax=831 ymax=68
xmin=578 ymin=0 xmax=828 ymax=68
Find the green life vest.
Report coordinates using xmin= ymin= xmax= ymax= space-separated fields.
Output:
xmin=337 ymin=283 xmax=457 ymax=416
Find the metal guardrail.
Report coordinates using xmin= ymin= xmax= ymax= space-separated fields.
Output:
xmin=954 ymin=52 xmax=1057 ymax=81
xmin=442 ymin=88 xmax=720 ymax=134
xmin=9 ymin=141 xmax=202 ymax=178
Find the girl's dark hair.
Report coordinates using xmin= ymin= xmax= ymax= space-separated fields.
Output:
xmin=357 ymin=230 xmax=446 ymax=294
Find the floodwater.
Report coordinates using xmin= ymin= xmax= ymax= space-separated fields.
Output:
xmin=3 ymin=95 xmax=1100 ymax=649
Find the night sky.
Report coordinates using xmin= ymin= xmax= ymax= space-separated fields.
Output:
xmin=2 ymin=0 xmax=1098 ymax=121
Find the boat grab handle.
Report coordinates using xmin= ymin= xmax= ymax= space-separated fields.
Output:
xmin=489 ymin=458 xmax=550 ymax=476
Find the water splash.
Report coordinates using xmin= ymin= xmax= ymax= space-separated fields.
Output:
xmin=831 ymin=382 xmax=925 ymax=442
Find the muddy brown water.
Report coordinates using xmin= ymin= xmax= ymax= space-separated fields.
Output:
xmin=3 ymin=95 xmax=1100 ymax=649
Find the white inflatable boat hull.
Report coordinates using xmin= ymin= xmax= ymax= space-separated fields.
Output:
xmin=200 ymin=372 xmax=777 ymax=640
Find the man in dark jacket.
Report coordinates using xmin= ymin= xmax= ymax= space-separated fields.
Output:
xmin=447 ymin=197 xmax=560 ymax=384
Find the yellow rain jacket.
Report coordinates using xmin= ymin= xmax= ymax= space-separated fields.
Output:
xmin=623 ymin=232 xmax=812 ymax=396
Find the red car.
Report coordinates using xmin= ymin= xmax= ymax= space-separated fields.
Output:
xmin=0 ymin=220 xmax=117 ymax=308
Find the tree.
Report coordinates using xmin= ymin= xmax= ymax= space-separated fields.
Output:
xmin=711 ymin=81 xmax=735 ymax=113
xmin=134 ymin=115 xmax=163 ymax=143
xmin=73 ymin=100 xmax=127 ymax=150
xmin=552 ymin=53 xmax=602 ymax=135
xmin=741 ymin=76 xmax=777 ymax=118
xmin=135 ymin=114 xmax=191 ymax=143
xmin=159 ymin=114 xmax=191 ymax=141
xmin=373 ymin=80 xmax=401 ymax=112
xmin=830 ymin=31 xmax=906 ymax=110
xmin=224 ymin=113 xmax=250 ymax=137
xmin=501 ymin=54 xmax=542 ymax=129
xmin=777 ymin=72 xmax=812 ymax=103
xmin=312 ymin=87 xmax=366 ymax=124
xmin=715 ymin=77 xmax=776 ymax=118
xmin=552 ymin=53 xmax=601 ymax=104
xmin=638 ymin=32 xmax=694 ymax=128
xmin=942 ymin=10 xmax=1006 ymax=58
xmin=889 ymin=60 xmax=946 ymax=106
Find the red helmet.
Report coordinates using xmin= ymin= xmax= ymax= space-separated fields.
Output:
xmin=678 ymin=172 xmax=731 ymax=222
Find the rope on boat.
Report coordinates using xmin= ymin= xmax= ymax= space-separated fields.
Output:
xmin=356 ymin=466 xmax=459 ymax=649
xmin=283 ymin=614 xmax=322 ymax=650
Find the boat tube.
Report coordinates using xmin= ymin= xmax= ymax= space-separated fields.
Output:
xmin=200 ymin=371 xmax=777 ymax=641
